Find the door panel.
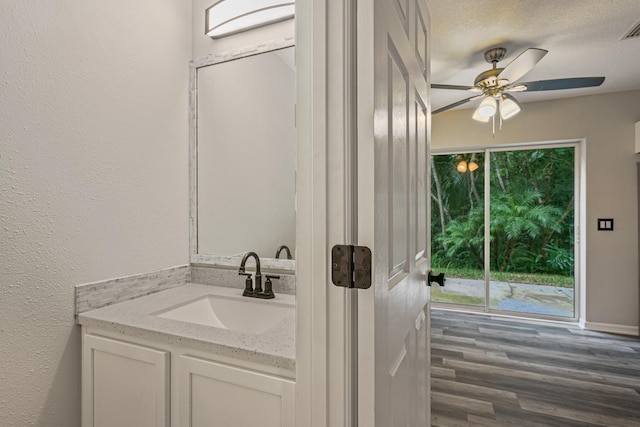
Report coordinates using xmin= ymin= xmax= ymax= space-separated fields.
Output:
xmin=416 ymin=95 xmax=428 ymax=259
xmin=357 ymin=0 xmax=430 ymax=425
xmin=390 ymin=337 xmax=410 ymax=427
xmin=394 ymin=0 xmax=410 ymax=33
xmin=389 ymin=44 xmax=410 ymax=277
xmin=415 ymin=7 xmax=428 ymax=77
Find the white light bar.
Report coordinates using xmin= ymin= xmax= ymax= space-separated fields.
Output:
xmin=206 ymin=0 xmax=295 ymax=39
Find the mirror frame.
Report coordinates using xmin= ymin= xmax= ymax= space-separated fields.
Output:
xmin=189 ymin=36 xmax=296 ymax=272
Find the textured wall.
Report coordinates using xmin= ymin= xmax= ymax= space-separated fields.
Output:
xmin=432 ymin=90 xmax=640 ymax=330
xmin=0 ymin=1 xmax=191 ymax=425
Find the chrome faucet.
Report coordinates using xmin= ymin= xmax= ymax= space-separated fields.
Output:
xmin=275 ymin=245 xmax=293 ymax=260
xmin=239 ymin=252 xmax=277 ymax=299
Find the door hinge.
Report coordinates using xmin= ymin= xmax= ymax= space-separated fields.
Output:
xmin=331 ymin=245 xmax=372 ymax=289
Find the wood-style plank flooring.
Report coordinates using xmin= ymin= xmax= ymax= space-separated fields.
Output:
xmin=431 ymin=309 xmax=640 ymax=426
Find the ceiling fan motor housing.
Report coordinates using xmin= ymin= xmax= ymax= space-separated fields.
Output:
xmin=475 ymin=47 xmax=509 ymax=93
xmin=484 ymin=47 xmax=507 ymax=64
xmin=474 ymin=68 xmax=507 ymax=94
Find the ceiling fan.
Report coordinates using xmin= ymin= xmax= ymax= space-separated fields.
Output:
xmin=432 ymin=47 xmax=605 ymax=122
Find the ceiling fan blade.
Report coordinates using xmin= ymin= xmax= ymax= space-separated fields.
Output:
xmin=433 ymin=94 xmax=484 ymax=114
xmin=431 ymin=84 xmax=476 ymax=91
xmin=498 ymin=48 xmax=548 ymax=83
xmin=513 ymin=77 xmax=605 ymax=92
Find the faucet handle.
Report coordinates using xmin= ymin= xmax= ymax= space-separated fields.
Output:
xmin=263 ymin=275 xmax=280 ymax=299
xmin=239 ymin=272 xmax=254 ymax=296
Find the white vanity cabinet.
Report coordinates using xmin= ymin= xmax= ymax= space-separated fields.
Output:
xmin=178 ymin=355 xmax=295 ymax=427
xmin=81 ymin=333 xmax=170 ymax=427
xmin=81 ymin=328 xmax=295 ymax=427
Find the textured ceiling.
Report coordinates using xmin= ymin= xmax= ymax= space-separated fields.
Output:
xmin=426 ymin=0 xmax=640 ymax=112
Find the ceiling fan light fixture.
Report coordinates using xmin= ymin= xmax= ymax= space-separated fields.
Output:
xmin=500 ymin=93 xmax=522 ymax=120
xmin=477 ymin=96 xmax=497 ymax=117
xmin=456 ymin=160 xmax=468 ymax=173
xmin=473 ymin=96 xmax=497 ymax=121
xmin=472 ymin=108 xmax=491 ymax=122
xmin=468 ymin=161 xmax=479 ymax=172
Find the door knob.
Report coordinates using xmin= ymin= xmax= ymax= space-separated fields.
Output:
xmin=427 ymin=271 xmax=445 ymax=287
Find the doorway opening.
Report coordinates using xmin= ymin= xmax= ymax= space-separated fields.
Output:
xmin=430 ymin=142 xmax=579 ymax=320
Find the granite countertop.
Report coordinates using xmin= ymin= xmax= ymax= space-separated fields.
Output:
xmin=77 ymin=283 xmax=295 ymax=372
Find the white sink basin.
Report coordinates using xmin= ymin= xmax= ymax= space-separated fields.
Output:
xmin=156 ymin=295 xmax=294 ymax=334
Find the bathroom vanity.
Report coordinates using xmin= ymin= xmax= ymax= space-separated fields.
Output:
xmin=76 ymin=37 xmax=299 ymax=427
xmin=78 ymin=282 xmax=295 ymax=427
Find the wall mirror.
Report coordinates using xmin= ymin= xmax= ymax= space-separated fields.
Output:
xmin=190 ymin=38 xmax=295 ymax=271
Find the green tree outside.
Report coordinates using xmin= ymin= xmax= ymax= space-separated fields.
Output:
xmin=431 ymin=147 xmax=575 ymax=288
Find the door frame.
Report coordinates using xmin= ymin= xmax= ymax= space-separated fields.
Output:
xmin=295 ymin=0 xmax=358 ymax=426
xmin=431 ymin=139 xmax=585 ymax=323
xmin=297 ymin=0 xmax=433 ymax=425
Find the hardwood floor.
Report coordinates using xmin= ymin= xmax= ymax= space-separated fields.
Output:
xmin=430 ymin=309 xmax=640 ymax=426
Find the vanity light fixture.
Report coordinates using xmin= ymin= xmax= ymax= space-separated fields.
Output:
xmin=206 ymin=0 xmax=295 ymax=39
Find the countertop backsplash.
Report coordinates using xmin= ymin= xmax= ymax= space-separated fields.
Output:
xmin=75 ymin=264 xmax=295 ymax=315
xmin=190 ymin=265 xmax=296 ymax=295
xmin=75 ymin=265 xmax=190 ymax=315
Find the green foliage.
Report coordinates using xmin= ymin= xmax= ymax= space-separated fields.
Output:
xmin=431 ymin=147 xmax=575 ymax=282
xmin=440 ymin=206 xmax=484 ymax=268
xmin=544 ymin=243 xmax=574 ymax=273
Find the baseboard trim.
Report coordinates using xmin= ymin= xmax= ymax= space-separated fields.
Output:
xmin=578 ymin=317 xmax=586 ymax=330
xmin=583 ymin=321 xmax=639 ymax=336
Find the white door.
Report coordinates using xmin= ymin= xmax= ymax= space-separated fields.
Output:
xmin=294 ymin=0 xmax=431 ymax=425
xmin=357 ymin=0 xmax=431 ymax=425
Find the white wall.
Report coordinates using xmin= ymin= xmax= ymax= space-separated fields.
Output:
xmin=0 ymin=1 xmax=192 ymax=425
xmin=432 ymin=90 xmax=640 ymax=331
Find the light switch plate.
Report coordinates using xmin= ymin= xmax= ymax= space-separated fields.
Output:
xmin=597 ymin=218 xmax=614 ymax=231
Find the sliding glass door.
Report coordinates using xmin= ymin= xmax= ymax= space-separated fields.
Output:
xmin=431 ymin=144 xmax=577 ymax=319
xmin=488 ymin=148 xmax=576 ymax=317
xmin=430 ymin=152 xmax=485 ymax=308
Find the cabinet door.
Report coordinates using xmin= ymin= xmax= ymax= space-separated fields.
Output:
xmin=82 ymin=334 xmax=170 ymax=427
xmin=178 ymin=355 xmax=295 ymax=427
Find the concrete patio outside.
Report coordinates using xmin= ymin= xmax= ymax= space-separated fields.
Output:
xmin=431 ymin=277 xmax=575 ymax=318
